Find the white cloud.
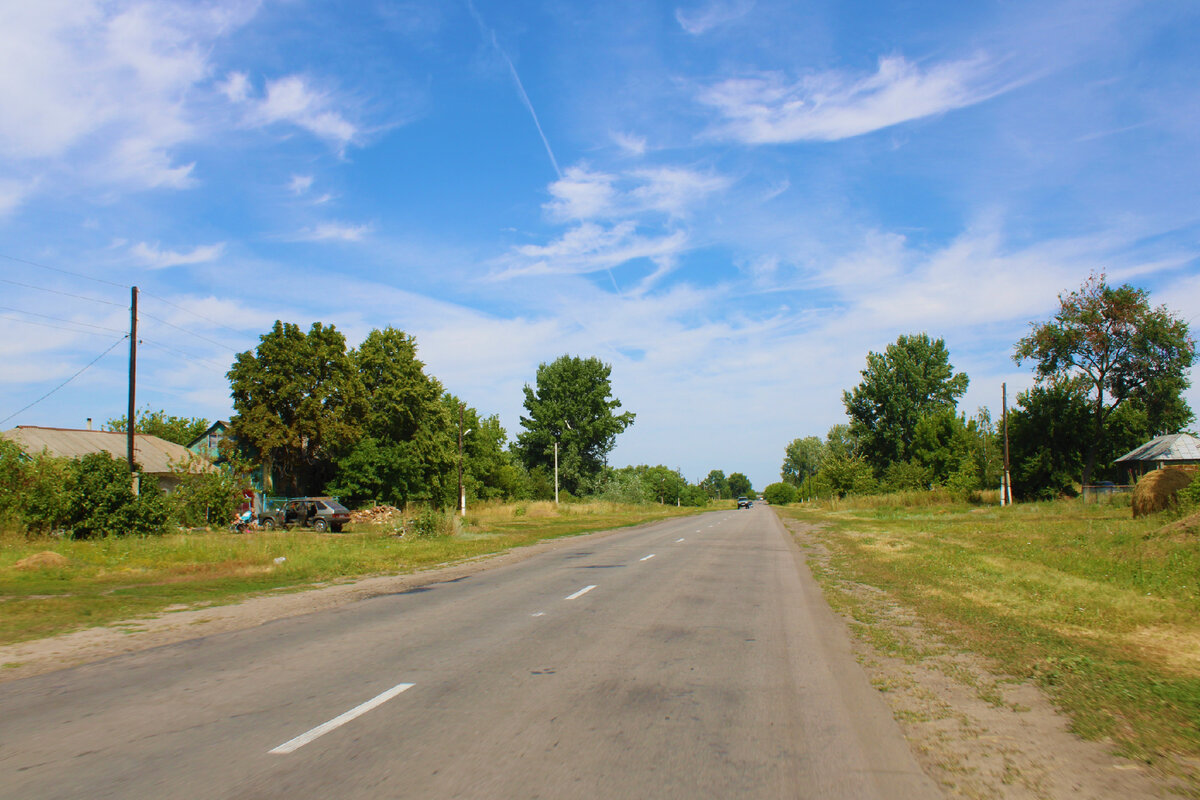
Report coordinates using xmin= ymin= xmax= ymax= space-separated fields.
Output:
xmin=294 ymin=221 xmax=372 ymax=242
xmin=545 ymin=162 xmax=729 ymax=222
xmin=218 ymin=70 xmax=252 ymax=103
xmin=545 ymin=166 xmax=618 ymax=222
xmin=0 ymin=0 xmax=255 ymax=198
xmin=224 ymin=72 xmax=359 ymax=148
xmin=700 ymin=55 xmax=1007 ymax=143
xmin=629 ymin=167 xmax=730 ymax=218
xmin=675 ymin=0 xmax=754 ymax=35
xmin=131 ymin=241 xmax=226 ymax=269
xmin=288 ymin=174 xmax=314 ymax=194
xmin=496 ymin=222 xmax=689 ymax=279
xmin=612 ymin=131 xmax=647 ymax=156
xmin=0 ymin=178 xmax=34 ymax=216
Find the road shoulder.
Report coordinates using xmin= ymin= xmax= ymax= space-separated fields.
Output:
xmin=781 ymin=515 xmax=1184 ymax=800
xmin=0 ymin=522 xmax=658 ymax=684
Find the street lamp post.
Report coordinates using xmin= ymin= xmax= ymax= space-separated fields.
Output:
xmin=553 ymin=420 xmax=571 ymax=506
xmin=457 ymin=405 xmax=472 ymax=517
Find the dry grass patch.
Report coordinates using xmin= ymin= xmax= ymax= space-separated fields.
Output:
xmin=777 ymin=498 xmax=1200 ymax=785
xmin=0 ymin=500 xmax=701 ymax=646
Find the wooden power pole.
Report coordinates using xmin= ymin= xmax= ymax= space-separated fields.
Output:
xmin=128 ymin=286 xmax=138 ymax=474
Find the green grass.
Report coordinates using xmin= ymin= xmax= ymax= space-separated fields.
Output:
xmin=0 ymin=501 xmax=701 ymax=646
xmin=775 ymin=498 xmax=1200 ymax=771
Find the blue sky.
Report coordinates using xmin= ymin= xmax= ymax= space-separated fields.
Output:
xmin=2 ymin=0 xmax=1199 ymax=490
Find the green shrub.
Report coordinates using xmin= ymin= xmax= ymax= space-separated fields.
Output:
xmin=171 ymin=469 xmax=241 ymax=528
xmin=762 ymin=482 xmax=798 ymax=505
xmin=409 ymin=507 xmax=454 ymax=538
xmin=0 ymin=447 xmax=171 ymax=537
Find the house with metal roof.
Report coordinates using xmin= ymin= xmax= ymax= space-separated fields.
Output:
xmin=1114 ymin=433 xmax=1200 ymax=477
xmin=2 ymin=425 xmax=214 ymax=491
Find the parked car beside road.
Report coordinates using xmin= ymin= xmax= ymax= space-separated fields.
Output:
xmin=259 ymin=497 xmax=351 ymax=532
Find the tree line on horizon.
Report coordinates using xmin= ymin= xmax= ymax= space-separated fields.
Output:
xmin=772 ymin=274 xmax=1197 ymax=503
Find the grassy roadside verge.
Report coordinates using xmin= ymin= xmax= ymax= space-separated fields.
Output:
xmin=0 ymin=501 xmax=703 ymax=648
xmin=774 ymin=498 xmax=1200 ymax=779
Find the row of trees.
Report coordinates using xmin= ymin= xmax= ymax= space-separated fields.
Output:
xmin=780 ymin=275 xmax=1196 ymax=501
xmin=222 ymin=324 xmax=737 ymax=509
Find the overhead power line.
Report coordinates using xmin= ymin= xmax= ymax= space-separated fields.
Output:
xmin=0 ymin=336 xmax=129 ymax=426
xmin=0 ymin=313 xmax=123 ymax=339
xmin=139 ymin=310 xmax=239 ymax=352
xmin=0 ymin=277 xmax=124 ymax=307
xmin=0 ymin=252 xmax=125 ymax=289
xmin=0 ymin=305 xmax=126 ymax=334
xmin=139 ymin=290 xmax=248 ymax=340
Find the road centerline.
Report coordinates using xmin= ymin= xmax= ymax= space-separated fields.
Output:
xmin=269 ymin=682 xmax=414 ymax=755
xmin=639 ymin=553 xmax=656 ymax=561
xmin=564 ymin=585 xmax=597 ymax=600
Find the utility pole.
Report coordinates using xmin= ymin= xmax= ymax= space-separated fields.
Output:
xmin=128 ymin=286 xmax=138 ymax=475
xmin=1002 ymin=382 xmax=1012 ymax=506
xmin=458 ymin=403 xmax=465 ymax=516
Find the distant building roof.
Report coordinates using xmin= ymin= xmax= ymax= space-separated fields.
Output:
xmin=1 ymin=426 xmax=213 ymax=475
xmin=1114 ymin=433 xmax=1200 ymax=464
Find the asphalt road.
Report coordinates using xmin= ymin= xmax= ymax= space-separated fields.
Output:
xmin=0 ymin=505 xmax=941 ymax=799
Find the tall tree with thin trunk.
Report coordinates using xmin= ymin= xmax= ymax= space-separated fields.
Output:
xmin=1013 ymin=274 xmax=1195 ymax=486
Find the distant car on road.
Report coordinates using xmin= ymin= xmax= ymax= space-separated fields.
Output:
xmin=259 ymin=497 xmax=351 ymax=532
xmin=737 ymin=496 xmax=752 ymax=509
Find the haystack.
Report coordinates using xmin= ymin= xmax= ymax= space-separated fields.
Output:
xmin=14 ymin=551 xmax=69 ymax=570
xmin=1132 ymin=468 xmax=1195 ymax=518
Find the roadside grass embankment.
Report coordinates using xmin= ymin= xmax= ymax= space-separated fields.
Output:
xmin=0 ymin=500 xmax=701 ymax=648
xmin=775 ymin=497 xmax=1200 ymax=779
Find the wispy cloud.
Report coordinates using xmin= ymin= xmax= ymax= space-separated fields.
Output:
xmin=131 ymin=241 xmax=226 ymax=269
xmin=0 ymin=178 xmax=34 ymax=216
xmin=700 ymin=55 xmax=1009 ymax=143
xmin=293 ymin=221 xmax=372 ymax=242
xmin=224 ymin=72 xmax=359 ymax=149
xmin=675 ymin=0 xmax=754 ymax=35
xmin=494 ymin=222 xmax=688 ymax=279
xmin=288 ymin=174 xmax=314 ymax=194
xmin=0 ymin=0 xmax=256 ymax=199
xmin=545 ymin=163 xmax=729 ymax=222
xmin=612 ymin=131 xmax=647 ymax=156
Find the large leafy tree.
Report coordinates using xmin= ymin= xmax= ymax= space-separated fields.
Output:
xmin=328 ymin=328 xmax=456 ymax=508
xmin=515 ymin=355 xmax=635 ymax=495
xmin=843 ymin=333 xmax=969 ymax=472
xmin=1014 ymin=274 xmax=1195 ymax=485
xmin=106 ymin=408 xmax=209 ymax=446
xmin=781 ymin=436 xmax=824 ymax=486
xmin=227 ymin=321 xmax=366 ymax=496
xmin=700 ymin=469 xmax=730 ymax=499
xmin=727 ymin=471 xmax=752 ymax=497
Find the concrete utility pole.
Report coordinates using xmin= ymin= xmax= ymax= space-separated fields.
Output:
xmin=1002 ymin=382 xmax=1012 ymax=506
xmin=458 ymin=403 xmax=465 ymax=516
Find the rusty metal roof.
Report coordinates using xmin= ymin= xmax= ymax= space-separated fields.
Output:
xmin=1 ymin=426 xmax=215 ymax=475
xmin=1114 ymin=433 xmax=1200 ymax=464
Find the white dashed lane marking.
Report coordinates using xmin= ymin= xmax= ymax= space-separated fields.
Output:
xmin=565 ymin=585 xmax=597 ymax=600
xmin=270 ymin=683 xmax=414 ymax=754
xmin=639 ymin=554 xmax=655 ymax=561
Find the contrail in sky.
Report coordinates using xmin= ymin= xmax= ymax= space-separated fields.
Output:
xmin=466 ymin=0 xmax=562 ymax=179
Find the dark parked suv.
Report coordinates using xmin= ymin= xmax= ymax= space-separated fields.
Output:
xmin=259 ymin=497 xmax=351 ymax=532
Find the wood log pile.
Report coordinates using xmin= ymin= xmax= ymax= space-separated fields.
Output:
xmin=349 ymin=505 xmax=403 ymax=525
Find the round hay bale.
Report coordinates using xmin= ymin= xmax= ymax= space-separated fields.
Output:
xmin=1132 ymin=468 xmax=1195 ymax=518
xmin=14 ymin=551 xmax=69 ymax=570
